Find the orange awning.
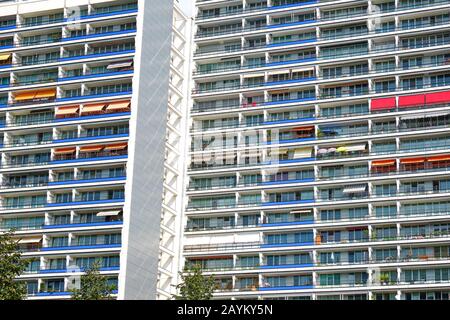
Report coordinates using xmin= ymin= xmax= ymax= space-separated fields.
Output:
xmin=34 ymin=88 xmax=56 ymax=99
xmin=372 ymin=159 xmax=396 ymax=166
xmin=428 ymin=155 xmax=450 ymax=162
xmin=104 ymin=143 xmax=128 ymax=151
xmin=106 ymin=101 xmax=131 ymax=111
xmin=401 ymin=157 xmax=426 ymax=164
xmin=54 ymin=147 xmax=76 ymax=155
xmin=14 ymin=91 xmax=36 ymax=101
xmin=81 ymin=103 xmax=106 ymax=114
xmin=55 ymin=105 xmax=79 ymax=116
xmin=293 ymin=126 xmax=315 ymax=131
xmin=79 ymin=145 xmax=104 ymax=152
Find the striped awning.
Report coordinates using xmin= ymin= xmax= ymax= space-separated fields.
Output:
xmin=34 ymin=89 xmax=56 ymax=99
xmin=104 ymin=143 xmax=128 ymax=151
xmin=372 ymin=159 xmax=396 ymax=166
xmin=14 ymin=91 xmax=36 ymax=101
xmin=106 ymin=101 xmax=131 ymax=111
xmin=79 ymin=145 xmax=104 ymax=152
xmin=400 ymin=157 xmax=426 ymax=164
xmin=428 ymin=155 xmax=450 ymax=162
xmin=55 ymin=105 xmax=79 ymax=116
xmin=81 ymin=103 xmax=106 ymax=114
xmin=54 ymin=147 xmax=76 ymax=155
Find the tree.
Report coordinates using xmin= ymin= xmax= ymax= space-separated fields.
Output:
xmin=70 ymin=261 xmax=116 ymax=300
xmin=174 ymin=263 xmax=216 ymax=300
xmin=0 ymin=230 xmax=29 ymax=300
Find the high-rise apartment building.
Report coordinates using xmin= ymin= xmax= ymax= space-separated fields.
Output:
xmin=3 ymin=0 xmax=450 ymax=302
xmin=184 ymin=0 xmax=450 ymax=300
xmin=0 ymin=0 xmax=190 ymax=300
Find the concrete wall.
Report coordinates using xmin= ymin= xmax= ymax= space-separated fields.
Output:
xmin=119 ymin=0 xmax=175 ymax=300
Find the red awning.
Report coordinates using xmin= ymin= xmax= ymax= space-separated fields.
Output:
xmin=428 ymin=155 xmax=450 ymax=162
xmin=371 ymin=97 xmax=396 ymax=110
xmin=400 ymin=157 xmax=426 ymax=164
xmin=372 ymin=159 xmax=396 ymax=167
xmin=425 ymin=90 xmax=450 ymax=105
xmin=398 ymin=94 xmax=425 ymax=108
xmin=293 ymin=126 xmax=315 ymax=131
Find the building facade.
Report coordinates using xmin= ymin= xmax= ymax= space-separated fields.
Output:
xmin=184 ymin=0 xmax=450 ymax=300
xmin=0 ymin=0 xmax=190 ymax=300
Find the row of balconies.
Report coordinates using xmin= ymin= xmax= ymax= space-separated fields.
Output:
xmin=183 ymin=229 xmax=450 ymax=254
xmin=194 ymin=10 xmax=449 ymax=40
xmin=0 ymin=1 xmax=137 ymax=31
xmin=0 ymin=124 xmax=129 ymax=150
xmin=187 ymin=144 xmax=449 ymax=173
xmin=194 ymin=22 xmax=449 ymax=58
xmin=1 ymin=208 xmax=124 ymax=232
xmin=0 ymin=81 xmax=133 ymax=109
xmin=186 ymin=253 xmax=450 ymax=274
xmin=191 ymin=83 xmax=450 ymax=117
xmin=0 ymin=64 xmax=133 ymax=90
xmin=195 ymin=0 xmax=446 ymax=22
xmin=190 ymin=101 xmax=450 ymax=134
xmin=189 ymin=116 xmax=450 ymax=153
xmin=192 ymin=74 xmax=450 ymax=99
xmin=186 ymin=180 xmax=450 ymax=211
xmin=0 ymin=145 xmax=128 ymax=173
xmin=184 ymin=207 xmax=450 ymax=233
xmin=0 ymin=14 xmax=136 ymax=46
xmin=0 ymin=100 xmax=131 ymax=130
xmin=187 ymin=159 xmax=450 ymax=193
xmin=0 ymin=41 xmax=135 ymax=72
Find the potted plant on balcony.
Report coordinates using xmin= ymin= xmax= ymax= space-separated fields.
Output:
xmin=379 ymin=273 xmax=390 ymax=285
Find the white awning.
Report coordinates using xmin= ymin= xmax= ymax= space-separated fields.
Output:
xmin=345 ymin=144 xmax=367 ymax=152
xmin=243 ymin=149 xmax=262 ymax=157
xmin=217 ymin=153 xmax=236 ymax=160
xmin=343 ymin=185 xmax=367 ymax=193
xmin=19 ymin=237 xmax=42 ymax=244
xmin=270 ymin=148 xmax=288 ymax=155
xmin=97 ymin=210 xmax=121 ymax=217
xmin=293 ymin=147 xmax=313 ymax=159
xmin=290 ymin=209 xmax=312 ymax=214
xmin=192 ymin=153 xmax=211 ymax=163
xmin=243 ymin=73 xmax=265 ymax=79
xmin=401 ymin=111 xmax=450 ymax=121
xmin=291 ymin=67 xmax=314 ymax=73
xmin=268 ymin=69 xmax=290 ymax=76
xmin=106 ymin=61 xmax=133 ymax=69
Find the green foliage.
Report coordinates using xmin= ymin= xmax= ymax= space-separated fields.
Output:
xmin=0 ymin=230 xmax=28 ymax=300
xmin=70 ymin=261 xmax=116 ymax=300
xmin=174 ymin=263 xmax=216 ymax=300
